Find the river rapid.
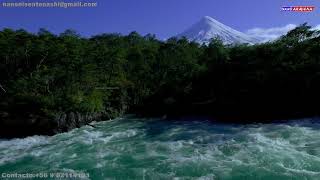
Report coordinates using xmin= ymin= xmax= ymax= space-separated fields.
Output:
xmin=1 ymin=117 xmax=320 ymax=180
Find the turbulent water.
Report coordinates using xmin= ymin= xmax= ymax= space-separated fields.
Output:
xmin=1 ymin=117 xmax=320 ymax=180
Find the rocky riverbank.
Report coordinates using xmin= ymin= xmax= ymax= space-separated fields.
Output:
xmin=0 ymin=111 xmax=109 ymax=139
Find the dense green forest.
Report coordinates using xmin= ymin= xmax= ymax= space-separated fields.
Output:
xmin=0 ymin=24 xmax=320 ymax=136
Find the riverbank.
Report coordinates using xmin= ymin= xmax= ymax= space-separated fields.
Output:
xmin=1 ymin=104 xmax=318 ymax=139
xmin=0 ymin=110 xmax=110 ymax=139
xmin=1 ymin=94 xmax=319 ymax=139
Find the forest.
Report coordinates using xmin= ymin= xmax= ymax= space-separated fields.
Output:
xmin=0 ymin=24 xmax=320 ymax=136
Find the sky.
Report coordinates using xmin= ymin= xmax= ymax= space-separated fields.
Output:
xmin=0 ymin=0 xmax=319 ymax=40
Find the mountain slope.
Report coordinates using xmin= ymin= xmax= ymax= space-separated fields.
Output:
xmin=177 ymin=16 xmax=259 ymax=45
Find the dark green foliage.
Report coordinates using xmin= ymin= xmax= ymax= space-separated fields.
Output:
xmin=1 ymin=24 xmax=320 ymax=121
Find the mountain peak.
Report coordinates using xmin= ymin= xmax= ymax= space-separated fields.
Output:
xmin=202 ymin=16 xmax=213 ymax=21
xmin=200 ymin=16 xmax=224 ymax=27
xmin=177 ymin=16 xmax=259 ymax=45
xmin=202 ymin=16 xmax=218 ymax=23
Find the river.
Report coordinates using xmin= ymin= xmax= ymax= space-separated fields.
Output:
xmin=1 ymin=117 xmax=320 ymax=179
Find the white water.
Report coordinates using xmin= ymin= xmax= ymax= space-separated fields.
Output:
xmin=1 ymin=117 xmax=320 ymax=179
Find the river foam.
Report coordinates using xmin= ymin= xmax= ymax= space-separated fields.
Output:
xmin=1 ymin=118 xmax=320 ymax=179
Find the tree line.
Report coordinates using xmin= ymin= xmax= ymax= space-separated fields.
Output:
xmin=1 ymin=24 xmax=319 ymax=122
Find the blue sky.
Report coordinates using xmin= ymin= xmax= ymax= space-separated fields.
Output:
xmin=0 ymin=0 xmax=319 ymax=39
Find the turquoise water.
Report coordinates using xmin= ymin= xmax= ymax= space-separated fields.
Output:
xmin=1 ymin=117 xmax=320 ymax=180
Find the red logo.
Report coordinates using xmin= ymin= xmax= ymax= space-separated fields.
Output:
xmin=282 ymin=6 xmax=315 ymax=12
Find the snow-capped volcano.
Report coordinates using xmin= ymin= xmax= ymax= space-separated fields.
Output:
xmin=177 ymin=16 xmax=259 ymax=45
